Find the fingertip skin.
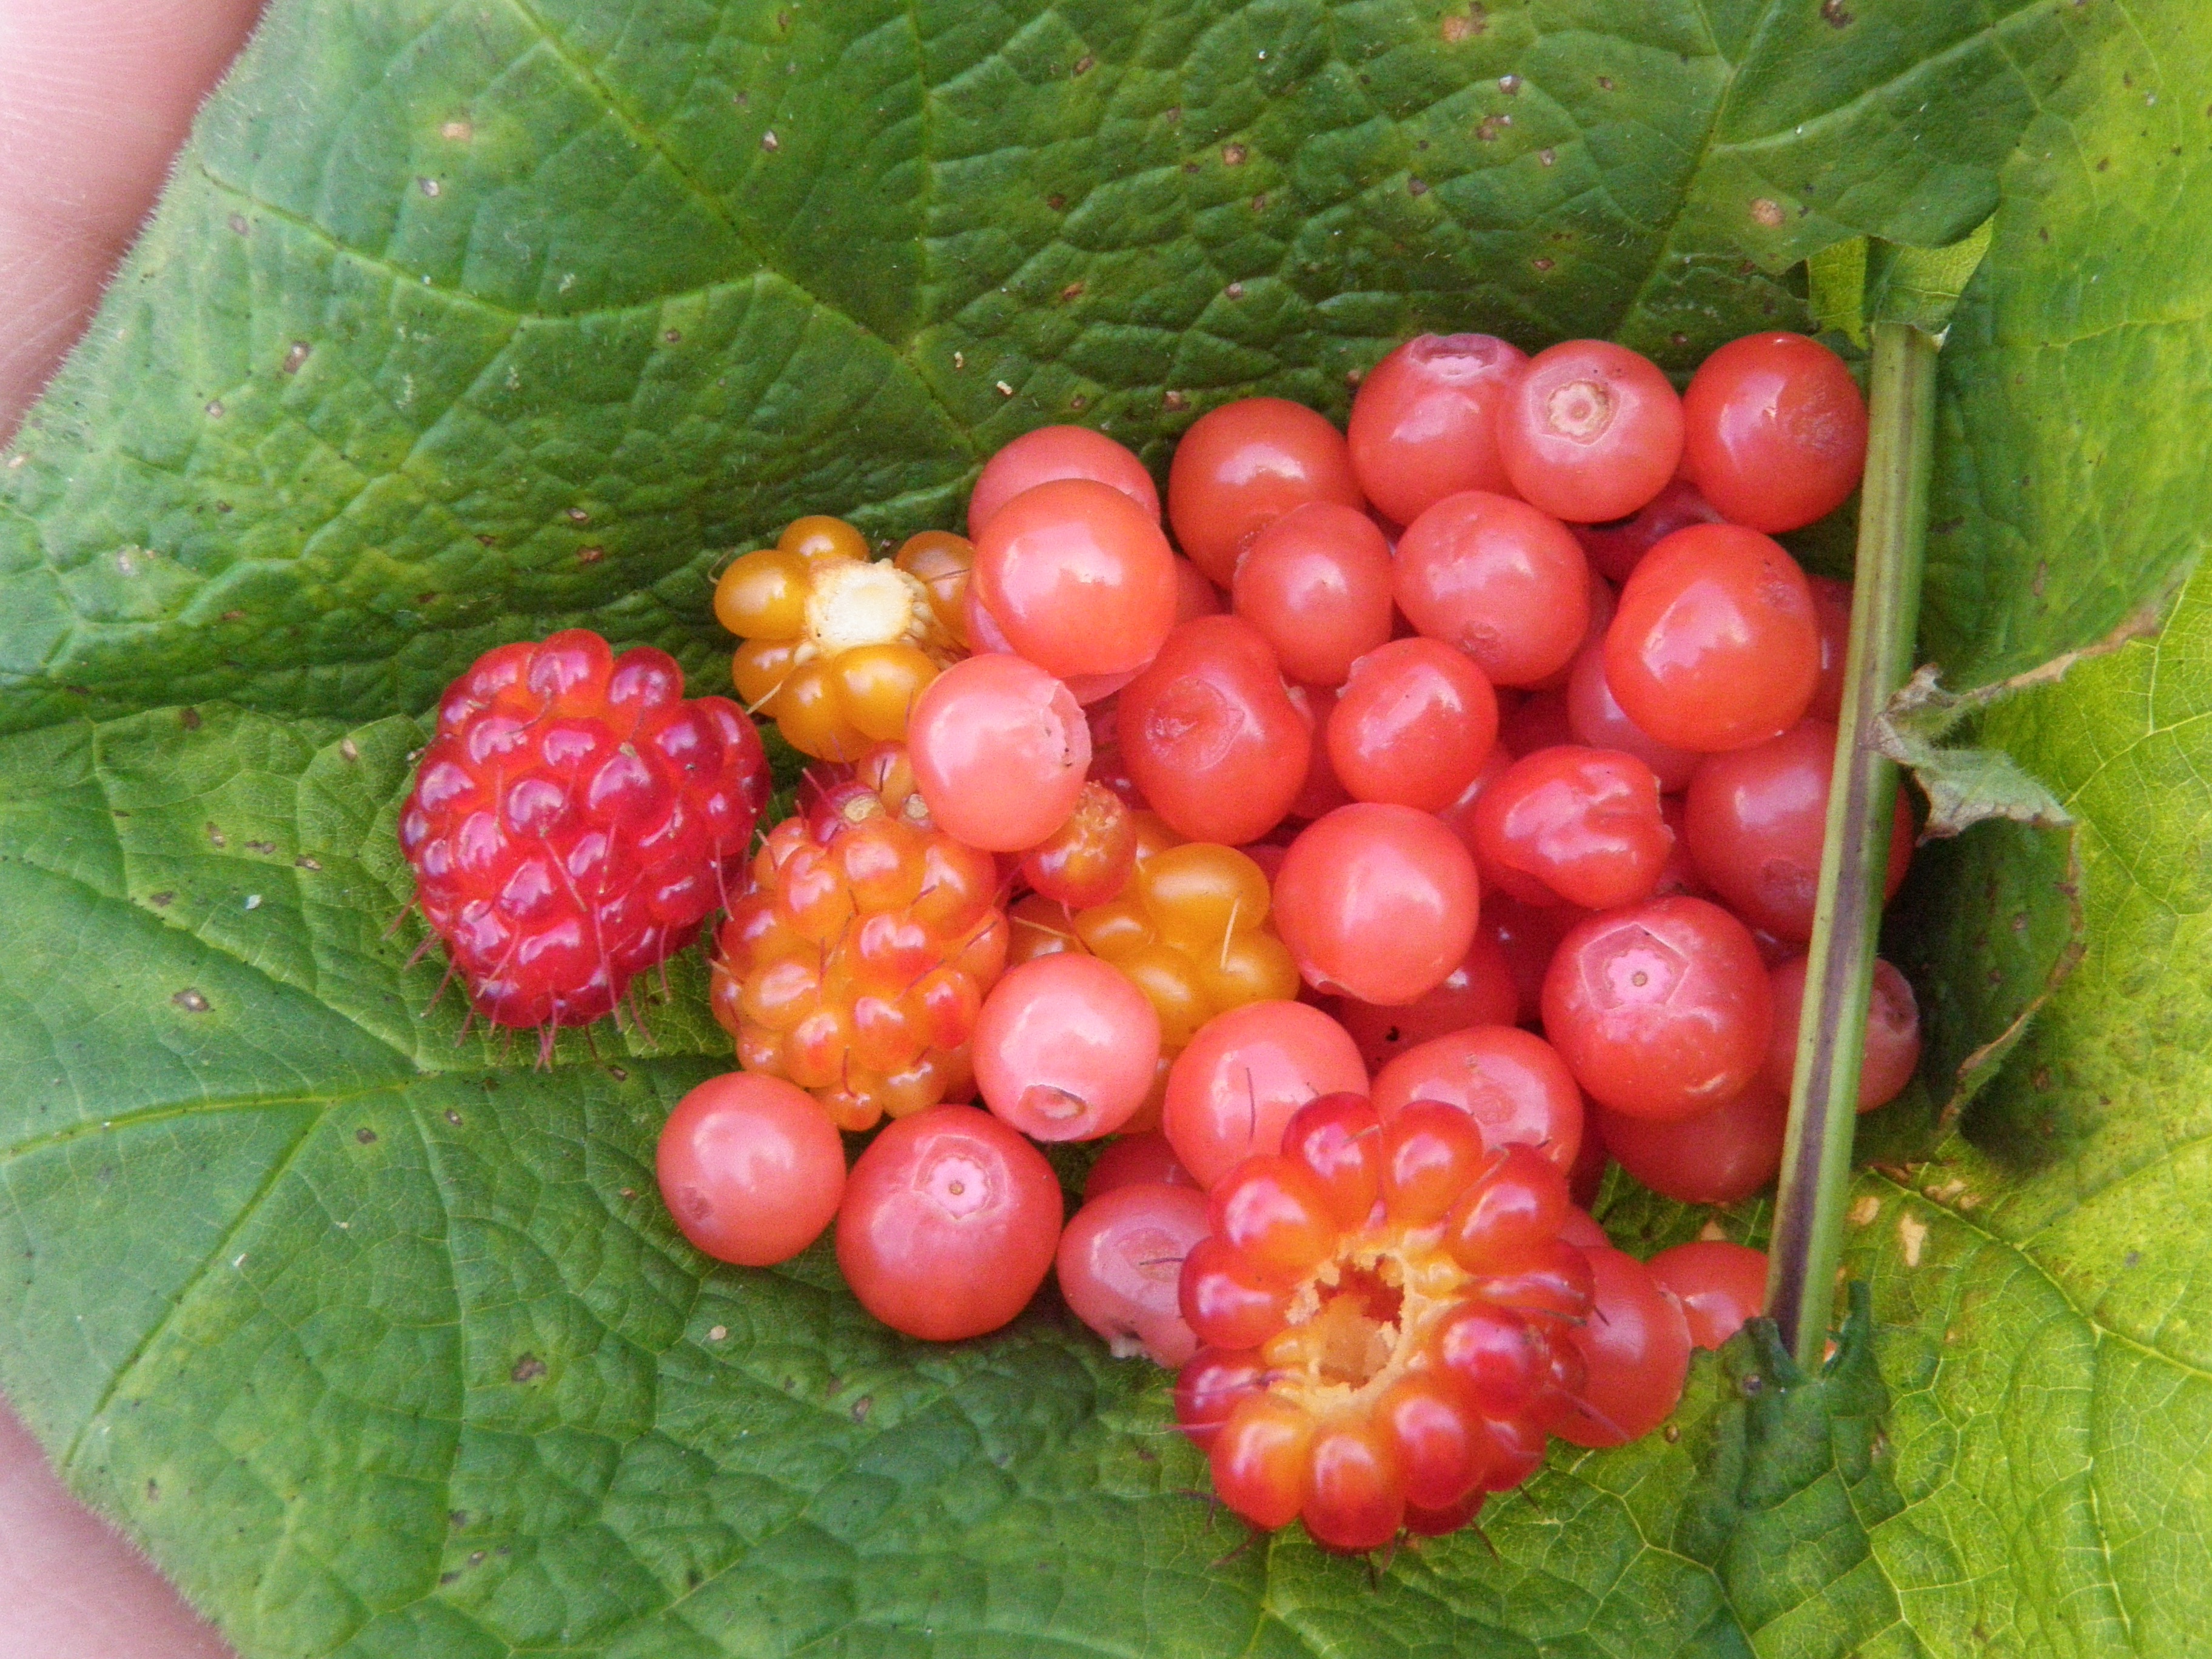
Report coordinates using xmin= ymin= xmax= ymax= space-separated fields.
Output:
xmin=0 ymin=0 xmax=268 ymax=437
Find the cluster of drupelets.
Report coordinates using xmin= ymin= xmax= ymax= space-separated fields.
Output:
xmin=406 ymin=326 xmax=1922 ymax=1555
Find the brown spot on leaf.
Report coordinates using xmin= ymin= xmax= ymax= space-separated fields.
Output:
xmin=180 ymin=708 xmax=201 ymax=731
xmin=173 ymin=989 xmax=211 ymax=1013
xmin=355 ymin=1127 xmax=378 ymax=1145
xmin=850 ymin=1395 xmax=873 ymax=1423
xmin=1440 ymin=5 xmax=1486 ymax=43
xmin=205 ymin=822 xmax=226 ymax=848
xmin=1163 ymin=390 xmax=1188 ymax=412
xmin=577 ymin=546 xmax=604 ymax=564
xmin=1222 ymin=142 xmax=1247 ymax=166
xmin=282 ymin=341 xmax=312 ymax=374
xmin=1407 ymin=176 xmax=1428 ymax=196
xmin=1897 ymin=1212 xmax=1928 ymax=1267
xmin=1059 ymin=280 xmax=1086 ymax=302
xmin=1046 ymin=193 xmax=1065 ymax=211
xmin=295 ymin=854 xmax=321 ymax=871
xmin=511 ymin=1355 xmax=547 ymax=1383
xmin=1820 ymin=0 xmax=1854 ymax=25
xmin=1072 ymin=53 xmax=1094 ymax=75
xmin=1751 ymin=198 xmax=1787 ymax=228
xmin=760 ymin=130 xmax=780 ymax=153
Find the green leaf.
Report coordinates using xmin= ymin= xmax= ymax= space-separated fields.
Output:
xmin=6 ymin=1 xmax=2212 ymax=1656
xmin=0 ymin=0 xmax=2063 ymax=734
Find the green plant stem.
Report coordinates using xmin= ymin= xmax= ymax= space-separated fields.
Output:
xmin=1765 ymin=321 xmax=1939 ymax=1370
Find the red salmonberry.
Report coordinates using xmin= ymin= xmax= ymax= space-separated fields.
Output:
xmin=1176 ymin=1094 xmax=1595 ymax=1549
xmin=400 ymin=630 xmax=770 ymax=1031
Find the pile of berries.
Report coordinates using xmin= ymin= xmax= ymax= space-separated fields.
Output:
xmin=404 ymin=325 xmax=1920 ymax=1556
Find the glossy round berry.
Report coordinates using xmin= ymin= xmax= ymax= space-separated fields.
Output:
xmin=974 ymin=954 xmax=1163 ymax=1141
xmin=1118 ymin=616 xmax=1310 ymax=845
xmin=655 ymin=1073 xmax=846 ymax=1266
xmin=1174 ymin=555 xmax=1228 ymax=621
xmin=1683 ymin=720 xmax=1913 ymax=940
xmin=1231 ymin=501 xmax=1396 ymax=688
xmin=1527 ymin=566 xmax=1617 ymax=695
xmin=1476 ymin=891 xmax=1586 ymax=1025
xmin=1541 ymin=897 xmax=1772 ymax=1121
xmin=1168 ymin=398 xmax=1363 ymax=585
xmin=907 ymin=654 xmax=1091 ymax=851
xmin=1346 ymin=332 xmax=1527 ymax=525
xmin=1368 ymin=1025 xmax=1584 ymax=1174
xmin=1498 ymin=687 xmax=1575 ymax=757
xmin=1285 ymin=683 xmax=1356 ymax=821
xmin=1497 ymin=340 xmax=1684 ymax=523
xmin=1327 ymin=638 xmax=1500 ymax=812
xmin=1395 ymin=491 xmax=1592 ymax=688
xmin=1083 ymin=1131 xmax=1199 ymax=1202
xmin=1807 ymin=575 xmax=1852 ymax=723
xmin=1273 ymin=804 xmax=1481 ymax=1005
xmin=401 ymin=633 xmax=771 ymax=1029
xmin=973 ymin=478 xmax=1178 ymax=679
xmin=1595 ymin=1081 xmax=1787 ymax=1205
xmin=1058 ymin=1182 xmax=1211 ymax=1366
xmin=968 ymin=424 xmax=1160 ymax=534
xmin=1647 ymin=1241 xmax=1768 ymax=1350
xmin=1605 ymin=523 xmax=1820 ymax=752
xmin=1572 ymin=478 xmax=1724 ymax=586
xmin=1762 ymin=954 xmax=1922 ymax=1111
xmin=1470 ymin=746 xmax=1673 ymax=910
xmin=1553 ymin=1247 xmax=1691 ymax=1447
xmin=1564 ymin=640 xmax=1701 ymax=792
xmin=1333 ymin=933 xmax=1521 ymax=1071
xmin=836 ymin=1105 xmax=1062 ymax=1341
xmin=1162 ymin=1001 xmax=1367 ymax=1185
xmin=1681 ymin=332 xmax=1867 ymax=532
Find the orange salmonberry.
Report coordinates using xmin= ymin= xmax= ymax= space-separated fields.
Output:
xmin=717 ymin=517 xmax=973 ymax=760
xmin=709 ymin=746 xmax=1008 ymax=1130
